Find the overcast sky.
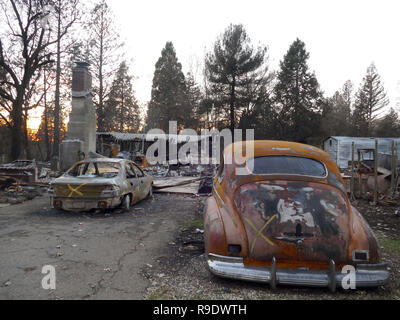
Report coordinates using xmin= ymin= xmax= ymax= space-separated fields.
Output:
xmin=107 ymin=0 xmax=399 ymax=111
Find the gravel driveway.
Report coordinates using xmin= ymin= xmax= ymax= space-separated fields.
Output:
xmin=0 ymin=193 xmax=203 ymax=300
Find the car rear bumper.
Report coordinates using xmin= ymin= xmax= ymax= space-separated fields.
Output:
xmin=52 ymin=197 xmax=121 ymax=211
xmin=207 ymin=253 xmax=389 ymax=291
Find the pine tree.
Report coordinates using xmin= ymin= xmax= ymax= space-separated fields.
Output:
xmin=239 ymin=99 xmax=277 ymax=139
xmin=87 ymin=0 xmax=123 ymax=132
xmin=106 ymin=62 xmax=140 ymax=133
xmin=352 ymin=63 xmax=389 ymax=136
xmin=185 ymin=72 xmax=202 ymax=131
xmin=274 ymin=39 xmax=323 ymax=142
xmin=205 ymin=24 xmax=267 ymax=132
xmin=51 ymin=0 xmax=80 ymax=159
xmin=146 ymin=42 xmax=191 ymax=132
xmin=321 ymin=81 xmax=353 ymax=137
xmin=374 ymin=108 xmax=400 ymax=137
xmin=238 ymin=71 xmax=276 ymax=139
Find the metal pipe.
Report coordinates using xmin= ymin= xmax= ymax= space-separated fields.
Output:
xmin=373 ymin=140 xmax=378 ymax=205
xmin=351 ymin=142 xmax=355 ymax=201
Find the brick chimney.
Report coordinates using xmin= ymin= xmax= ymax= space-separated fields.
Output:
xmin=72 ymin=61 xmax=92 ymax=97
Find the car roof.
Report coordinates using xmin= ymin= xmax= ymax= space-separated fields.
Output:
xmin=219 ymin=140 xmax=344 ymax=193
xmin=223 ymin=140 xmax=335 ymax=167
xmin=77 ymin=158 xmax=128 ymax=164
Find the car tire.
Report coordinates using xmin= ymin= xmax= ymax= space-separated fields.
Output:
xmin=121 ymin=194 xmax=131 ymax=211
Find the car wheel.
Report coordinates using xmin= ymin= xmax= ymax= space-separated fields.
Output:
xmin=121 ymin=194 xmax=131 ymax=211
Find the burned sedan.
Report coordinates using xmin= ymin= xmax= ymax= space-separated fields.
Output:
xmin=204 ymin=141 xmax=389 ymax=291
xmin=49 ymin=158 xmax=153 ymax=212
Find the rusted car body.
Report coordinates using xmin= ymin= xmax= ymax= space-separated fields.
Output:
xmin=49 ymin=158 xmax=153 ymax=212
xmin=204 ymin=141 xmax=389 ymax=291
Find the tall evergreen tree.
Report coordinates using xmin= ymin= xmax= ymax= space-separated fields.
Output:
xmin=274 ymin=38 xmax=323 ymax=143
xmin=51 ymin=0 xmax=80 ymax=159
xmin=106 ymin=61 xmax=140 ymax=133
xmin=374 ymin=108 xmax=400 ymax=137
xmin=238 ymin=70 xmax=275 ymax=139
xmin=321 ymin=81 xmax=353 ymax=137
xmin=352 ymin=63 xmax=389 ymax=136
xmin=146 ymin=42 xmax=191 ymax=132
xmin=205 ymin=24 xmax=267 ymax=132
xmin=87 ymin=0 xmax=123 ymax=132
xmin=185 ymin=72 xmax=202 ymax=131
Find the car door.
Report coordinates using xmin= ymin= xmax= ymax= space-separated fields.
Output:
xmin=131 ymin=163 xmax=149 ymax=201
xmin=125 ymin=163 xmax=140 ymax=204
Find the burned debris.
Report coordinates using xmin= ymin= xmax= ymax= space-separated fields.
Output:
xmin=324 ymin=136 xmax=400 ymax=206
xmin=0 ymin=160 xmax=52 ymax=207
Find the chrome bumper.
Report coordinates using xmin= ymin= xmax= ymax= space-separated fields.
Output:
xmin=207 ymin=253 xmax=389 ymax=291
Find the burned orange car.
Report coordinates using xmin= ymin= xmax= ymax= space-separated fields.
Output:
xmin=204 ymin=141 xmax=389 ymax=291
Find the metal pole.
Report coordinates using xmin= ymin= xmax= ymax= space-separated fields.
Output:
xmin=358 ymin=150 xmax=362 ymax=198
xmin=395 ymin=143 xmax=399 ymax=194
xmin=350 ymin=142 xmax=355 ymax=201
xmin=391 ymin=141 xmax=395 ymax=196
xmin=373 ymin=140 xmax=378 ymax=205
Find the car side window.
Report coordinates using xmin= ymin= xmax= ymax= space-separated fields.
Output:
xmin=126 ymin=164 xmax=136 ymax=179
xmin=131 ymin=164 xmax=144 ymax=177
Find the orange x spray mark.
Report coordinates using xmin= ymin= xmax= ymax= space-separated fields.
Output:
xmin=67 ymin=183 xmax=88 ymax=197
xmin=244 ymin=215 xmax=277 ymax=253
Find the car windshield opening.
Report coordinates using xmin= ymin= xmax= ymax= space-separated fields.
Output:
xmin=67 ymin=162 xmax=121 ymax=178
xmin=247 ymin=156 xmax=326 ymax=177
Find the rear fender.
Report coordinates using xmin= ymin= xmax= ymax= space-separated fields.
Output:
xmin=204 ymin=192 xmax=248 ymax=258
xmin=349 ymin=206 xmax=380 ymax=264
xmin=204 ymin=197 xmax=227 ymax=256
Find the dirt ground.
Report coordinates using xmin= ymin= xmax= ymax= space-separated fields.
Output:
xmin=0 ymin=193 xmax=399 ymax=300
xmin=0 ymin=193 xmax=204 ymax=300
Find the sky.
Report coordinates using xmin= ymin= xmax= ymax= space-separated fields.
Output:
xmin=106 ymin=0 xmax=400 ymax=111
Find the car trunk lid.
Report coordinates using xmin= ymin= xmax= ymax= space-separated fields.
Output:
xmin=234 ymin=180 xmax=350 ymax=265
xmin=53 ymin=177 xmax=119 ymax=198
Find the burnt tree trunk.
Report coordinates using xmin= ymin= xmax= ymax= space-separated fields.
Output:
xmin=43 ymin=71 xmax=51 ymax=161
xmin=10 ymin=88 xmax=24 ymax=160
xmin=53 ymin=3 xmax=62 ymax=159
xmin=23 ymin=107 xmax=31 ymax=159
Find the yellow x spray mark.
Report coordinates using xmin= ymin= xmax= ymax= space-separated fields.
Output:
xmin=67 ymin=183 xmax=88 ymax=197
xmin=245 ymin=215 xmax=277 ymax=252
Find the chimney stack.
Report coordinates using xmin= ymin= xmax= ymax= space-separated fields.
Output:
xmin=72 ymin=61 xmax=92 ymax=97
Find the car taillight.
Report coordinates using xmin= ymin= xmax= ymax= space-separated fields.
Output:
xmin=228 ymin=245 xmax=242 ymax=256
xmin=100 ymin=186 xmax=119 ymax=197
xmin=98 ymin=201 xmax=108 ymax=209
xmin=53 ymin=200 xmax=62 ymax=209
xmin=352 ymin=250 xmax=369 ymax=262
